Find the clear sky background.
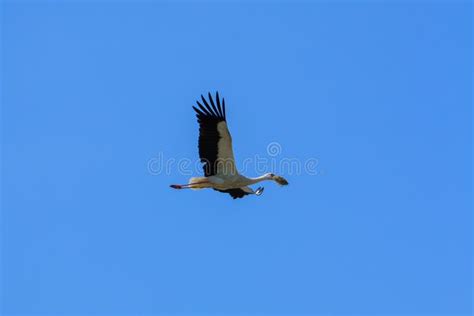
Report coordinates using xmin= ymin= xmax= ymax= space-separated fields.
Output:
xmin=1 ymin=1 xmax=472 ymax=315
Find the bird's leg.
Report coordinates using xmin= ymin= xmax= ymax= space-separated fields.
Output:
xmin=170 ymin=181 xmax=210 ymax=190
xmin=170 ymin=184 xmax=187 ymax=189
xmin=170 ymin=184 xmax=196 ymax=189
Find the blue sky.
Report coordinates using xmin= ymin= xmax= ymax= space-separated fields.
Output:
xmin=1 ymin=1 xmax=472 ymax=315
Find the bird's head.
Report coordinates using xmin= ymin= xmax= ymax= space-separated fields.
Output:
xmin=265 ymin=173 xmax=289 ymax=186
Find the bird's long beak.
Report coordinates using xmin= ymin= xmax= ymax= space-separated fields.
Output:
xmin=273 ymin=175 xmax=289 ymax=186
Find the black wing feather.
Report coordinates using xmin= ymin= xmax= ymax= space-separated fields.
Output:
xmin=196 ymin=100 xmax=212 ymax=116
xmin=214 ymin=188 xmax=250 ymax=199
xmin=207 ymin=92 xmax=220 ymax=118
xmin=200 ymin=95 xmax=217 ymax=117
xmin=215 ymin=92 xmax=221 ymax=108
xmin=193 ymin=91 xmax=227 ymax=176
xmin=222 ymin=98 xmax=226 ymax=119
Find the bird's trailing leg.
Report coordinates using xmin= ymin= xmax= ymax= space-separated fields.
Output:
xmin=170 ymin=180 xmax=210 ymax=190
xmin=170 ymin=184 xmax=186 ymax=189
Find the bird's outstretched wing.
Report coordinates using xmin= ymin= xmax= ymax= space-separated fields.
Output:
xmin=192 ymin=92 xmax=237 ymax=177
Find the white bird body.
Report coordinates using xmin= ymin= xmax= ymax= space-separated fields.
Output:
xmin=189 ymin=174 xmax=271 ymax=190
xmin=170 ymin=92 xmax=288 ymax=199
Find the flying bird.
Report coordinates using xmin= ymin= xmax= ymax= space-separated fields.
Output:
xmin=170 ymin=92 xmax=288 ymax=199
